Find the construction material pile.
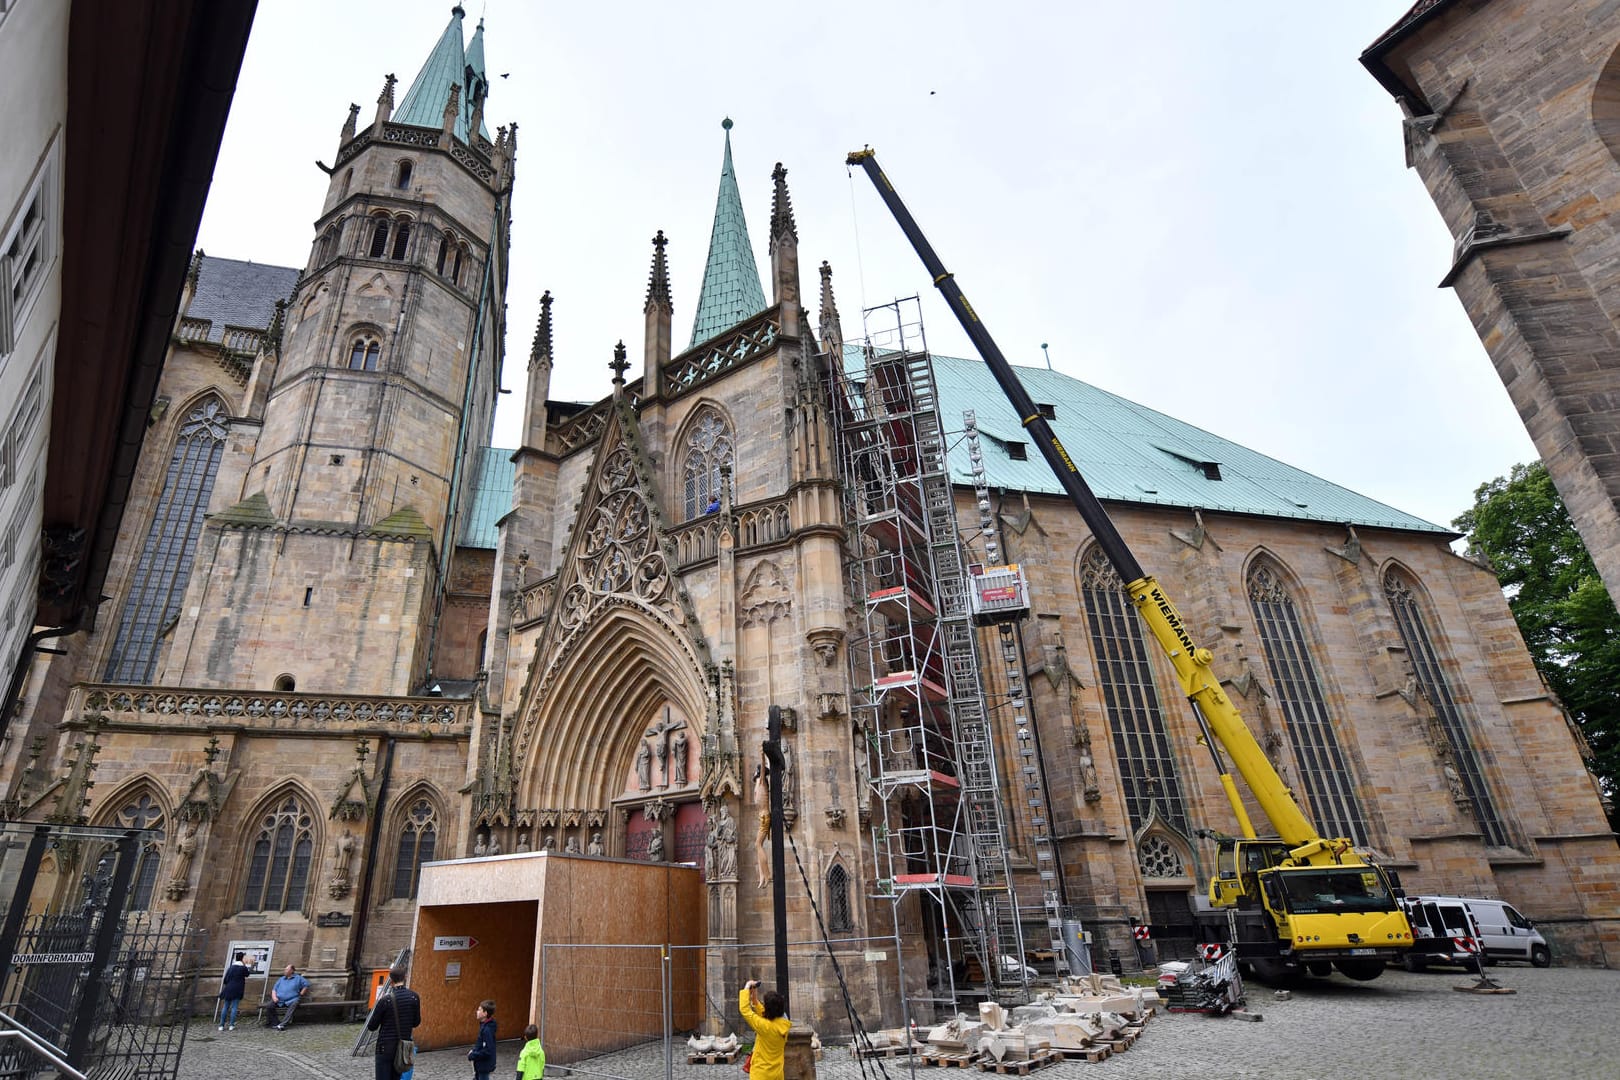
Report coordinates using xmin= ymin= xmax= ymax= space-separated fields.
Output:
xmin=855 ymin=973 xmax=1159 ymax=1070
xmin=1155 ymin=953 xmax=1245 ymax=1014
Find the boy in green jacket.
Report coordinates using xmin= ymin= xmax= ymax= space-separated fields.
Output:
xmin=517 ymin=1024 xmax=545 ymax=1080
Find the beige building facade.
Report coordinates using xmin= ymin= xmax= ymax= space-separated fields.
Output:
xmin=4 ymin=4 xmax=1617 ymax=1036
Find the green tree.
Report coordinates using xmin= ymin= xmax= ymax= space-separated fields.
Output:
xmin=1454 ymin=462 xmax=1620 ymax=828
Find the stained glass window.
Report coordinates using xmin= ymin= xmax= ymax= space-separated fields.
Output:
xmin=104 ymin=398 xmax=228 ymax=683
xmin=1247 ymin=562 xmax=1368 ymax=844
xmin=1078 ymin=548 xmax=1189 ymax=832
xmin=392 ymin=799 xmax=438 ymax=900
xmin=1385 ymin=572 xmax=1510 ymax=846
xmin=242 ymin=796 xmax=314 ymax=912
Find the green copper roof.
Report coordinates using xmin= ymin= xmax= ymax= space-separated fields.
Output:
xmin=689 ymin=119 xmax=767 ymax=348
xmin=882 ymin=348 xmax=1450 ymax=535
xmin=462 ymin=446 xmax=515 ymax=549
xmin=394 ymin=6 xmax=491 ymax=142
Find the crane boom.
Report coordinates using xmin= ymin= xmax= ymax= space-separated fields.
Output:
xmin=844 ymin=148 xmax=1317 ymax=849
xmin=847 ymin=148 xmax=1413 ymax=980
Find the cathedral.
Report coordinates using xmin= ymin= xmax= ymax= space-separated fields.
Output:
xmin=5 ymin=5 xmax=1617 ymax=1033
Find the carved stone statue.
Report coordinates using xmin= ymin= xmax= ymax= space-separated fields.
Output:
xmin=565 ymin=835 xmax=581 ymax=854
xmin=653 ymin=732 xmax=669 ymax=788
xmin=486 ymin=833 xmax=503 ymax=856
xmin=780 ymin=740 xmax=796 ymax=812
xmin=706 ymin=802 xmax=738 ymax=880
xmin=332 ymin=828 xmax=355 ymax=882
xmin=588 ymin=832 xmax=604 ymax=856
xmin=473 ymin=832 xmax=489 ymax=857
xmin=540 ymin=833 xmax=555 ymax=851
xmin=647 ymin=827 xmax=665 ymax=862
xmin=516 ymin=832 xmax=531 ymax=852
xmin=167 ymin=819 xmax=198 ymax=900
xmin=635 ymin=740 xmax=653 ymax=792
xmin=672 ymin=728 xmax=689 ymax=786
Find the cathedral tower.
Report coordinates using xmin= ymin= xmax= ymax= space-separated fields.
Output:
xmin=158 ymin=6 xmax=513 ymax=695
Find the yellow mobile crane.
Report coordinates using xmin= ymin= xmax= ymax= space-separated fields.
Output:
xmin=847 ymin=149 xmax=1412 ymax=981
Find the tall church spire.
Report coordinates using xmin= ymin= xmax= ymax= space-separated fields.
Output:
xmin=689 ymin=118 xmax=766 ymax=348
xmin=395 ymin=5 xmax=489 ymax=142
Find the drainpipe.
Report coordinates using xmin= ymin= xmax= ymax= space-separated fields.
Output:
xmin=2 ymin=620 xmax=81 ymax=740
xmin=347 ymin=736 xmax=397 ymax=997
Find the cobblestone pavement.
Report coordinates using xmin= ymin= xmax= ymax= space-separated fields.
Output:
xmin=177 ymin=966 xmax=1620 ymax=1080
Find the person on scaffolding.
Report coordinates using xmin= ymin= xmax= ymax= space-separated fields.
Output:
xmin=739 ymin=979 xmax=791 ymax=1080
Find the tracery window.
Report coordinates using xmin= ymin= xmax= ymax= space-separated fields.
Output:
xmin=1138 ymin=834 xmax=1186 ymax=880
xmin=104 ymin=398 xmax=229 ymax=683
xmin=114 ymin=793 xmax=165 ymax=911
xmin=241 ymin=796 xmax=314 ymax=913
xmin=348 ymin=333 xmax=381 ymax=371
xmin=682 ymin=409 xmax=734 ymax=520
xmin=392 ymin=798 xmax=439 ymax=900
xmin=1384 ymin=572 xmax=1509 ymax=846
xmin=1247 ymin=561 xmax=1368 ymax=845
xmin=1078 ymin=548 xmax=1189 ymax=832
xmin=826 ymin=862 xmax=852 ymax=933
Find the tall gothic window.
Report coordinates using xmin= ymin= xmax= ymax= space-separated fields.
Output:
xmin=392 ymin=798 xmax=439 ymax=900
xmin=390 ymin=220 xmax=412 ymax=261
xmin=241 ymin=796 xmax=315 ymax=913
xmin=826 ymin=862 xmax=852 ymax=933
xmin=1385 ymin=572 xmax=1510 ymax=846
xmin=1078 ymin=548 xmax=1189 ymax=832
xmin=1247 ymin=562 xmax=1368 ymax=844
xmin=114 ymin=793 xmax=165 ymax=911
xmin=104 ymin=398 xmax=229 ymax=683
xmin=682 ymin=409 xmax=734 ymax=520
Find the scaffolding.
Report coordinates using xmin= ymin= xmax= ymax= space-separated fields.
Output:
xmin=825 ymin=298 xmax=1026 ymax=1017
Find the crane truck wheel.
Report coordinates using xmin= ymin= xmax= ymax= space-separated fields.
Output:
xmin=1246 ymin=958 xmax=1301 ymax=985
xmin=1305 ymin=960 xmax=1333 ymax=978
xmin=1332 ymin=958 xmax=1387 ymax=981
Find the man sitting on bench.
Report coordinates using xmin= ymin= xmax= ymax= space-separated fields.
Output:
xmin=268 ymin=964 xmax=311 ymax=1030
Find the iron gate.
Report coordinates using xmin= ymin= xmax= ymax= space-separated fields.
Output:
xmin=0 ymin=824 xmax=206 ymax=1079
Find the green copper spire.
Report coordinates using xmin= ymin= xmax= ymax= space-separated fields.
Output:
xmin=689 ymin=118 xmax=766 ymax=348
xmin=394 ymin=5 xmax=490 ymax=142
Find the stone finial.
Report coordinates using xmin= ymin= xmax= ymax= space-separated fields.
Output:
xmin=375 ymin=73 xmax=397 ymax=126
xmin=818 ymin=260 xmax=841 ymax=348
xmin=644 ymin=231 xmax=672 ymax=314
xmin=341 ymin=103 xmax=360 ymax=143
xmin=610 ymin=340 xmax=630 ymax=387
xmin=187 ymin=249 xmax=205 ymax=291
xmin=442 ymin=81 xmax=462 ymax=137
xmin=769 ymin=162 xmax=798 ymax=250
xmin=531 ymin=291 xmax=553 ymax=370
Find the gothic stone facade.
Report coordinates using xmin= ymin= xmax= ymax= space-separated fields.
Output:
xmin=1364 ymin=0 xmax=1620 ymax=605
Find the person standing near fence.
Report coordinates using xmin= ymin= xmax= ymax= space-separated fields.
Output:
xmin=517 ymin=1023 xmax=545 ymax=1080
xmin=468 ymin=999 xmax=497 ymax=1080
xmin=366 ymin=966 xmax=421 ymax=1080
xmin=739 ymin=980 xmax=790 ymax=1080
xmin=217 ymin=951 xmax=249 ymax=1031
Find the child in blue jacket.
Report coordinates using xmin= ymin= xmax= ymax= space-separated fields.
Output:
xmin=468 ymin=999 xmax=497 ymax=1080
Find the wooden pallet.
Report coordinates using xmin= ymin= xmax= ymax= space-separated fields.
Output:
xmin=854 ymin=1043 xmax=921 ymax=1059
xmin=975 ymin=1050 xmax=1058 ymax=1075
xmin=1049 ymin=1046 xmax=1111 ymax=1064
xmin=686 ymin=1050 xmax=739 ymax=1065
xmin=922 ymin=1052 xmax=979 ymax=1068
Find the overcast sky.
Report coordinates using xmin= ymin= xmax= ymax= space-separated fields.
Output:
xmin=196 ymin=0 xmax=1535 ymax=533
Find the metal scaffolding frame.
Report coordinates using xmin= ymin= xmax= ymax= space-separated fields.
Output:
xmin=824 ymin=298 xmax=1026 ymax=1017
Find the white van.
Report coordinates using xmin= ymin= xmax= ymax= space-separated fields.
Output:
xmin=1408 ymin=895 xmax=1551 ymax=967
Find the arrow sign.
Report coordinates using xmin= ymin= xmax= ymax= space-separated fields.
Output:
xmin=433 ymin=935 xmax=479 ymax=951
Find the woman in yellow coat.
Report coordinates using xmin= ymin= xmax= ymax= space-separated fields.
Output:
xmin=738 ymin=979 xmax=791 ymax=1080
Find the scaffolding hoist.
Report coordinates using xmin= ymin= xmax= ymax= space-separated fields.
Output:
xmin=961 ymin=411 xmax=1068 ymax=979
xmin=825 ymin=298 xmax=1027 ymax=1017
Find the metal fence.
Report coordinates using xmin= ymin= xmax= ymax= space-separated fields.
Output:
xmin=0 ymin=823 xmax=206 ymax=1080
xmin=535 ymin=937 xmax=903 ymax=1080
